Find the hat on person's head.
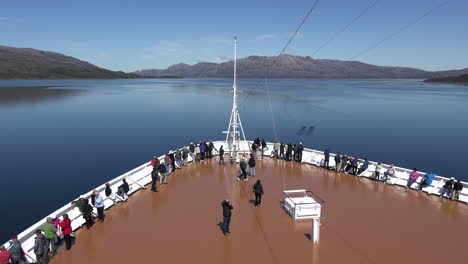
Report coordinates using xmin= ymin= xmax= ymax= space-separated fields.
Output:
xmin=35 ymin=229 xmax=42 ymax=234
xmin=11 ymin=235 xmax=17 ymax=239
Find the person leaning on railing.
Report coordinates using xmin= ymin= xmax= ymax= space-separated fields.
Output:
xmin=418 ymin=171 xmax=436 ymax=191
xmin=383 ymin=164 xmax=396 ymax=183
xmin=440 ymin=178 xmax=455 ymax=198
xmin=406 ymin=169 xmax=420 ymax=189
xmin=452 ymin=180 xmax=464 ymax=200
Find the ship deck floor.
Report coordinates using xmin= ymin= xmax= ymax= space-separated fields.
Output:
xmin=50 ymin=158 xmax=468 ymax=264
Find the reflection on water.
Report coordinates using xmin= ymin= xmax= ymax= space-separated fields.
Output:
xmin=0 ymin=78 xmax=467 ymax=243
xmin=0 ymin=86 xmax=86 ymax=105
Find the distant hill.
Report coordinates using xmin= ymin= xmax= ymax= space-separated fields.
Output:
xmin=133 ymin=54 xmax=468 ymax=79
xmin=424 ymin=74 xmax=468 ymax=83
xmin=0 ymin=45 xmax=140 ymax=79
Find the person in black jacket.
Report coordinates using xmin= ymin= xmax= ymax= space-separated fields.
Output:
xmin=221 ymin=200 xmax=233 ymax=234
xmin=440 ymin=177 xmax=454 ymax=198
xmin=151 ymin=164 xmax=159 ymax=192
xmin=280 ymin=143 xmax=285 ymax=159
xmin=452 ymin=180 xmax=464 ymax=200
xmin=248 ymin=155 xmax=256 ymax=177
xmin=218 ymin=145 xmax=225 ymax=165
xmin=296 ymin=142 xmax=304 ymax=162
xmin=82 ymin=199 xmax=94 ymax=229
xmin=253 ymin=180 xmax=264 ymax=207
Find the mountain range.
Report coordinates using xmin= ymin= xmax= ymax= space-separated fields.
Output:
xmin=0 ymin=45 xmax=140 ymax=79
xmin=133 ymin=54 xmax=468 ymax=79
xmin=1 ymin=45 xmax=468 ymax=80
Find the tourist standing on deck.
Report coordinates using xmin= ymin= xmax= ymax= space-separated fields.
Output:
xmin=194 ymin=144 xmax=201 ymax=162
xmin=280 ymin=142 xmax=285 ymax=159
xmin=34 ymin=230 xmax=46 ymax=264
xmin=440 ymin=178 xmax=455 ymax=198
xmin=219 ymin=146 xmax=225 ymax=165
xmin=351 ymin=157 xmax=359 ymax=175
xmin=8 ymin=236 xmax=22 ymax=264
xmin=221 ymin=200 xmax=233 ymax=234
xmin=200 ymin=142 xmax=206 ymax=160
xmin=324 ymin=148 xmax=330 ymax=169
xmin=151 ymin=163 xmax=159 ymax=192
xmin=273 ymin=141 xmax=280 ymax=158
xmin=175 ymin=149 xmax=182 ymax=168
xmin=406 ymin=169 xmax=420 ymax=189
xmin=375 ymin=162 xmax=383 ymax=181
xmin=286 ymin=144 xmax=293 ymax=161
xmin=238 ymin=158 xmax=247 ymax=181
xmin=59 ymin=214 xmax=73 ymax=250
xmin=0 ymin=245 xmax=11 ymax=264
xmin=42 ymin=217 xmax=57 ymax=255
xmin=418 ymin=171 xmax=436 ymax=191
xmin=83 ymin=198 xmax=94 ymax=228
xmin=183 ymin=147 xmax=189 ymax=166
xmin=248 ymin=155 xmax=256 ymax=177
xmin=334 ymin=153 xmax=342 ymax=172
xmin=94 ymin=190 xmax=105 ymax=222
xmin=261 ymin=139 xmax=267 ymax=153
xmin=189 ymin=142 xmax=195 ymax=161
xmin=253 ymin=180 xmax=264 ymax=207
xmin=452 ymin=180 xmax=463 ymax=200
xmin=150 ymin=156 xmax=157 ymax=166
xmin=169 ymin=151 xmax=177 ymax=171
xmin=105 ymin=183 xmax=117 ymax=204
xmin=383 ymin=164 xmax=396 ymax=183
xmin=159 ymin=162 xmax=168 ymax=184
xmin=209 ymin=141 xmax=216 ymax=158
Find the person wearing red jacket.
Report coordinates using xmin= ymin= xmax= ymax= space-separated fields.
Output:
xmin=59 ymin=214 xmax=73 ymax=250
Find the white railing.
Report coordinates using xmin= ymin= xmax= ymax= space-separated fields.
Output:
xmin=3 ymin=140 xmax=467 ymax=262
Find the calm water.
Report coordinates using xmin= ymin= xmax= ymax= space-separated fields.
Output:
xmin=1 ymin=78 xmax=468 ymax=241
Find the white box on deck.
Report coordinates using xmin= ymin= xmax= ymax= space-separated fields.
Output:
xmin=283 ymin=190 xmax=322 ymax=220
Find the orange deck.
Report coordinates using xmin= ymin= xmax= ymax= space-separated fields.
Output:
xmin=50 ymin=158 xmax=468 ymax=264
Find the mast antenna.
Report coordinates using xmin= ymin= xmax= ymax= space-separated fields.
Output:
xmin=223 ymin=36 xmax=247 ymax=161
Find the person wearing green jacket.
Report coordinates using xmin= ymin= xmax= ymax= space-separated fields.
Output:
xmin=42 ymin=217 xmax=57 ymax=255
xmin=375 ymin=162 xmax=383 ymax=181
xmin=71 ymin=195 xmax=86 ymax=213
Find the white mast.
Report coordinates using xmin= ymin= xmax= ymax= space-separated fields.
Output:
xmin=223 ymin=36 xmax=246 ymax=161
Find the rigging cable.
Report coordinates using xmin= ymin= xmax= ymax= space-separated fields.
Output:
xmin=349 ymin=0 xmax=449 ymax=60
xmin=311 ymin=0 xmax=379 ymax=57
xmin=264 ymin=0 xmax=321 ymax=141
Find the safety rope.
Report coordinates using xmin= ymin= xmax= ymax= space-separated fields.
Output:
xmin=312 ymin=0 xmax=379 ymax=57
xmin=349 ymin=0 xmax=449 ymax=60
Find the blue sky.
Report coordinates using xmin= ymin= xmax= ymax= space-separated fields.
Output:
xmin=1 ymin=0 xmax=467 ymax=72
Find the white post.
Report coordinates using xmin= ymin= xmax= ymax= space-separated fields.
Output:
xmin=312 ymin=217 xmax=320 ymax=243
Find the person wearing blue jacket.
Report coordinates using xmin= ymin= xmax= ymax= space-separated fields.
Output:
xmin=357 ymin=158 xmax=369 ymax=174
xmin=418 ymin=171 xmax=436 ymax=191
xmin=159 ymin=162 xmax=168 ymax=184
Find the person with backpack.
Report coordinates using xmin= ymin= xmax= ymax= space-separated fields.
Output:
xmin=253 ymin=180 xmax=264 ymax=207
